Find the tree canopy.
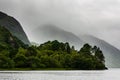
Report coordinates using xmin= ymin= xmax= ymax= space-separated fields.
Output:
xmin=0 ymin=39 xmax=107 ymax=70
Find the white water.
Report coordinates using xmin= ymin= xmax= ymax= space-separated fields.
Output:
xmin=0 ymin=68 xmax=119 ymax=80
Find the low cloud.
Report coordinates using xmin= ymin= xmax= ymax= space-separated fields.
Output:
xmin=0 ymin=0 xmax=120 ymax=49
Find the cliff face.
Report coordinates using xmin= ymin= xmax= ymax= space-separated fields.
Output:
xmin=0 ymin=11 xmax=30 ymax=45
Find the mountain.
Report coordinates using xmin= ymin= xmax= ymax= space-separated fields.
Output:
xmin=32 ymin=24 xmax=84 ymax=49
xmin=33 ymin=25 xmax=120 ymax=68
xmin=80 ymin=35 xmax=120 ymax=68
xmin=0 ymin=11 xmax=30 ymax=45
xmin=0 ymin=26 xmax=26 ymax=49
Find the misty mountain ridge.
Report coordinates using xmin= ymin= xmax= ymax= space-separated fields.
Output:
xmin=32 ymin=24 xmax=85 ymax=49
xmin=33 ymin=25 xmax=120 ymax=68
xmin=0 ymin=11 xmax=30 ymax=45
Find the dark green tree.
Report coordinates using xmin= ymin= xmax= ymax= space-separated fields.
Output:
xmin=65 ymin=42 xmax=71 ymax=53
xmin=79 ymin=43 xmax=92 ymax=55
xmin=95 ymin=48 xmax=105 ymax=62
xmin=13 ymin=53 xmax=27 ymax=68
xmin=51 ymin=40 xmax=60 ymax=51
xmin=26 ymin=46 xmax=37 ymax=56
xmin=26 ymin=56 xmax=41 ymax=68
xmin=0 ymin=54 xmax=14 ymax=68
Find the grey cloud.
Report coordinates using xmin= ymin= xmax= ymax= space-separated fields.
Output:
xmin=0 ymin=0 xmax=120 ymax=49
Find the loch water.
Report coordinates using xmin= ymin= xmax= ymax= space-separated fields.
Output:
xmin=0 ymin=68 xmax=119 ymax=80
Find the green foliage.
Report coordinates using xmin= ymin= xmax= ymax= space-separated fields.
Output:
xmin=26 ymin=46 xmax=37 ymax=56
xmin=79 ymin=43 xmax=92 ymax=55
xmin=0 ymin=25 xmax=107 ymax=70
xmin=26 ymin=56 xmax=41 ymax=68
xmin=65 ymin=42 xmax=71 ymax=53
xmin=0 ymin=40 xmax=107 ymax=70
xmin=13 ymin=53 xmax=27 ymax=68
xmin=0 ymin=54 xmax=14 ymax=68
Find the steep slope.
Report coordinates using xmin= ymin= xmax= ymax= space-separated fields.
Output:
xmin=0 ymin=11 xmax=30 ymax=45
xmin=80 ymin=35 xmax=120 ymax=68
xmin=32 ymin=24 xmax=84 ymax=49
xmin=0 ymin=26 xmax=26 ymax=49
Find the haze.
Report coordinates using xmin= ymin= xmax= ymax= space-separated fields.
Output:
xmin=0 ymin=0 xmax=120 ymax=49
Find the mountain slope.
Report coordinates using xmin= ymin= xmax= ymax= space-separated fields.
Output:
xmin=0 ymin=26 xmax=26 ymax=49
xmin=0 ymin=11 xmax=30 ymax=45
xmin=80 ymin=35 xmax=120 ymax=68
xmin=32 ymin=24 xmax=84 ymax=49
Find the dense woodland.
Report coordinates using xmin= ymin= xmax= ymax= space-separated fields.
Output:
xmin=0 ymin=26 xmax=107 ymax=70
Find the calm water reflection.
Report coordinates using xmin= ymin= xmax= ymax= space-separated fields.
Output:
xmin=0 ymin=68 xmax=119 ymax=80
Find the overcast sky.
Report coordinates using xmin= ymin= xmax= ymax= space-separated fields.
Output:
xmin=0 ymin=0 xmax=120 ymax=49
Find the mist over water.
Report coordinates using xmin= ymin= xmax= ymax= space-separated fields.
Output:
xmin=0 ymin=69 xmax=120 ymax=80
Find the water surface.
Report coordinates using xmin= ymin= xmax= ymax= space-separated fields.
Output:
xmin=0 ymin=68 xmax=119 ymax=80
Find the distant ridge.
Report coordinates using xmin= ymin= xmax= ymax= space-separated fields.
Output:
xmin=32 ymin=24 xmax=84 ymax=49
